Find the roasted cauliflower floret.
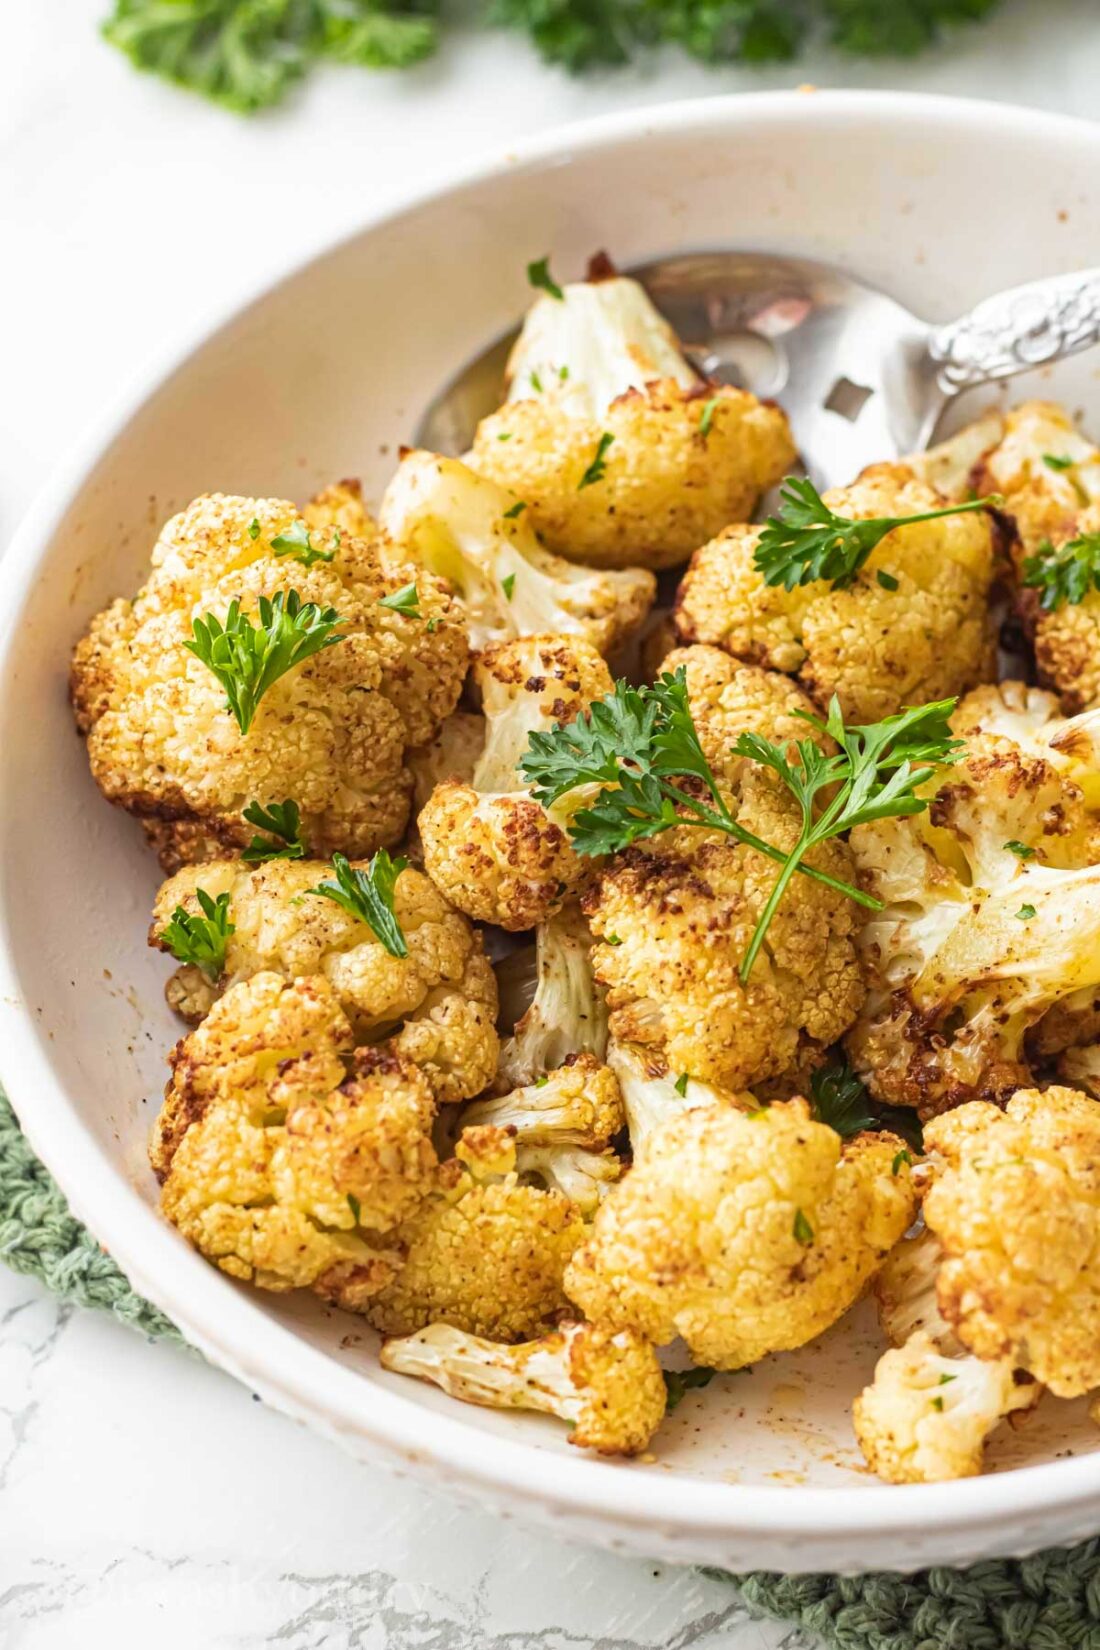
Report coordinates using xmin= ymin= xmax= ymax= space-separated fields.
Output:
xmin=71 ymin=492 xmax=468 ymax=872
xmin=360 ymin=1124 xmax=586 ymax=1341
xmin=854 ymin=1331 xmax=1038 ymax=1484
xmin=674 ymin=463 xmax=997 ymax=722
xmin=495 ymin=904 xmax=607 ymax=1090
xmin=847 ymin=710 xmax=1100 ymax=1116
xmin=150 ymin=857 xmax=498 ymax=1104
xmin=468 ymin=271 xmax=795 ymax=571
xmin=874 ymin=1225 xmax=961 ymax=1353
xmin=921 ymin=1087 xmax=1100 ymax=1396
xmin=462 ymin=1054 xmax=623 ymax=1146
xmin=407 ymin=711 xmax=486 ymax=815
xmin=379 ymin=450 xmax=654 ymax=654
xmin=606 ymin=1039 xmax=751 ymax=1156
xmin=381 ymin=1320 xmax=666 ymax=1455
xmin=419 ymin=635 xmax=612 ymax=930
xmin=566 ymin=1099 xmax=916 ymax=1369
xmin=152 ymin=973 xmax=436 ymax=1306
xmin=583 ymin=766 xmax=863 ymax=1092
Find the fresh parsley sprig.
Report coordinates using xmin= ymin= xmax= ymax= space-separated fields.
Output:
xmin=379 ymin=581 xmax=422 ymax=617
xmin=809 ymin=1058 xmax=924 ymax=1152
xmin=310 ymin=850 xmax=408 ymax=958
xmin=241 ymin=798 xmax=307 ymax=864
xmin=527 ymin=256 xmax=564 ymax=300
xmin=663 ymin=1366 xmax=717 ymax=1412
xmin=754 ymin=476 xmax=998 ymax=592
xmin=160 ymin=889 xmax=234 ymax=982
xmin=185 ymin=591 xmax=346 ymax=734
xmin=270 ymin=518 xmax=334 ymax=568
xmin=578 ymin=432 xmax=614 ymax=490
xmin=1022 ymin=532 xmax=1100 ymax=611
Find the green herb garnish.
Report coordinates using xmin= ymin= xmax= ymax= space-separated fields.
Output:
xmin=503 ymin=501 xmax=527 ymax=520
xmin=310 ymin=850 xmax=408 ymax=957
xmin=160 ymin=889 xmax=234 ymax=982
xmin=663 ymin=1366 xmax=717 ymax=1412
xmin=379 ymin=582 xmax=421 ymax=617
xmin=697 ymin=396 xmax=719 ymax=438
xmin=501 ymin=573 xmax=517 ymax=600
xmin=809 ymin=1058 xmax=924 ymax=1152
xmin=270 ymin=519 xmax=334 ymax=568
xmin=185 ymin=591 xmax=346 ymax=734
xmin=1043 ymin=454 xmax=1075 ymax=472
xmin=793 ymin=1209 xmax=814 ymax=1245
xmin=248 ymin=517 xmax=261 ymax=541
xmin=673 ymin=1072 xmax=689 ymax=1097
xmin=347 ymin=1193 xmax=361 ymax=1223
xmin=876 ymin=570 xmax=899 ymax=591
xmin=578 ymin=432 xmax=614 ymax=490
xmin=527 ymin=256 xmax=564 ymax=300
xmin=241 ymin=798 xmax=307 ymax=864
xmin=1015 ymin=904 xmax=1037 ymax=921
xmin=1005 ymin=840 xmax=1036 ymax=859
xmin=1022 ymin=532 xmax=1100 ymax=611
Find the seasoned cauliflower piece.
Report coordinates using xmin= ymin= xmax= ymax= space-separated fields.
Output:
xmin=606 ymin=1039 xmax=751 ymax=1156
xmin=419 ymin=635 xmax=612 ymax=930
xmin=379 ymin=451 xmax=654 ymax=654
xmin=874 ymin=1226 xmax=961 ymax=1353
xmin=468 ymin=271 xmax=795 ymax=571
xmin=152 ymin=973 xmax=436 ymax=1307
xmin=495 ymin=904 xmax=607 ymax=1090
xmin=151 ymin=858 xmax=498 ymax=1104
xmin=407 ymin=711 xmax=486 ymax=815
xmin=511 ymin=1143 xmax=623 ymax=1216
xmin=674 ymin=464 xmax=997 ymax=722
xmin=854 ymin=1331 xmax=1038 ymax=1484
xmin=847 ymin=712 xmax=1100 ymax=1115
xmin=360 ymin=1125 xmax=586 ymax=1341
xmin=71 ymin=492 xmax=468 ymax=871
xmin=381 ymin=1320 xmax=666 ymax=1455
xmin=583 ymin=767 xmax=863 ymax=1092
xmin=922 ymin=1087 xmax=1100 ymax=1396
xmin=566 ymin=1099 xmax=916 ymax=1369
xmin=463 ymin=1054 xmax=623 ymax=1147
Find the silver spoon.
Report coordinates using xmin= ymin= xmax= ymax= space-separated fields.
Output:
xmin=415 ymin=252 xmax=1100 ymax=488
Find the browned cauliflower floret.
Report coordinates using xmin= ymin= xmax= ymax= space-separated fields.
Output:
xmin=467 ymin=273 xmax=794 ymax=572
xmin=566 ymin=1099 xmax=915 ymax=1368
xmin=921 ymin=1087 xmax=1100 ymax=1396
xmin=381 ymin=1320 xmax=666 ymax=1455
xmin=606 ymin=1038 xmax=753 ymax=1156
xmin=419 ymin=635 xmax=612 ymax=930
xmin=360 ymin=1125 xmax=586 ymax=1341
xmin=152 ymin=973 xmax=437 ymax=1308
xmin=854 ymin=1331 xmax=1038 ymax=1484
xmin=379 ymin=451 xmax=654 ymax=654
xmin=407 ymin=711 xmax=486 ymax=815
xmin=674 ymin=464 xmax=997 ymax=722
xmin=847 ymin=696 xmax=1100 ymax=1117
xmin=582 ymin=766 xmax=863 ymax=1092
xmin=150 ymin=858 xmax=498 ymax=1104
xmin=494 ymin=904 xmax=607 ymax=1091
xmin=71 ymin=492 xmax=468 ymax=872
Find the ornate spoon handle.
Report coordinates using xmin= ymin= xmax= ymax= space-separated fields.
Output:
xmin=929 ymin=269 xmax=1100 ymax=395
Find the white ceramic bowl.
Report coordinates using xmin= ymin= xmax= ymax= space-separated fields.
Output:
xmin=4 ymin=90 xmax=1100 ymax=1576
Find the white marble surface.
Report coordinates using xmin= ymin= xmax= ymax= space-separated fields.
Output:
xmin=4 ymin=2 xmax=1100 ymax=1644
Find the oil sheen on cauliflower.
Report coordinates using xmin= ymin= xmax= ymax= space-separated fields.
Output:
xmin=846 ymin=697 xmax=1100 ymax=1116
xmin=922 ymin=1087 xmax=1100 ymax=1396
xmin=70 ymin=492 xmax=468 ymax=871
xmin=419 ymin=635 xmax=612 ymax=931
xmin=854 ymin=1330 xmax=1038 ymax=1484
xmin=151 ymin=858 xmax=499 ymax=1104
xmin=674 ymin=463 xmax=997 ymax=722
xmin=467 ymin=272 xmax=795 ymax=571
xmin=152 ymin=972 xmax=437 ymax=1308
xmin=583 ymin=768 xmax=864 ymax=1092
xmin=381 ymin=1320 xmax=666 ymax=1455
xmin=359 ymin=1124 xmax=586 ymax=1342
xmin=566 ymin=1098 xmax=916 ymax=1369
xmin=378 ymin=450 xmax=655 ymax=654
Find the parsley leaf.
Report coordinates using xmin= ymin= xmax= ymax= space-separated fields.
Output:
xmin=1043 ymin=453 xmax=1075 ymax=471
xmin=1004 ymin=840 xmax=1036 ymax=859
xmin=527 ymin=256 xmax=564 ymax=300
xmin=1016 ymin=903 xmax=1037 ymax=921
xmin=578 ymin=432 xmax=614 ymax=490
xmin=673 ymin=1072 xmax=690 ymax=1097
xmin=697 ymin=396 xmax=719 ymax=438
xmin=270 ymin=518 xmax=334 ymax=568
xmin=793 ymin=1208 xmax=814 ymax=1245
xmin=185 ymin=591 xmax=346 ymax=734
xmin=379 ymin=582 xmax=421 ymax=617
xmin=663 ymin=1366 xmax=717 ymax=1412
xmin=1022 ymin=532 xmax=1100 ymax=611
xmin=754 ymin=475 xmax=997 ymax=591
xmin=160 ymin=888 xmax=234 ymax=982
xmin=310 ymin=850 xmax=408 ymax=957
xmin=501 ymin=572 xmax=517 ymax=600
xmin=809 ymin=1058 xmax=924 ymax=1151
xmin=241 ymin=798 xmax=307 ymax=864
xmin=503 ymin=501 xmax=527 ymax=519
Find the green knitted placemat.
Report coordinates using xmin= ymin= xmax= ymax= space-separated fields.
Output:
xmin=2 ymin=1086 xmax=1098 ymax=1650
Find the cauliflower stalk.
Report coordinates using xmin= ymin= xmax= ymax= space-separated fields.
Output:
xmin=70 ymin=492 xmax=468 ymax=872
xmin=495 ymin=903 xmax=607 ymax=1090
xmin=152 ymin=973 xmax=437 ymax=1308
xmin=419 ymin=635 xmax=612 ymax=930
xmin=566 ymin=1098 xmax=916 ymax=1369
xmin=380 ymin=1320 xmax=666 ymax=1455
xmin=674 ymin=463 xmax=997 ymax=723
xmin=151 ymin=857 xmax=499 ymax=1103
xmin=605 ymin=1039 xmax=750 ymax=1156
xmin=468 ymin=271 xmax=796 ymax=571
xmin=378 ymin=451 xmax=654 ymax=654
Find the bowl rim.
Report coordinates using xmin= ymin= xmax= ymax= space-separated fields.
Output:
xmin=5 ymin=87 xmax=1100 ymax=1549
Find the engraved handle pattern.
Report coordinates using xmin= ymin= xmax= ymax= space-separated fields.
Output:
xmin=929 ymin=269 xmax=1100 ymax=395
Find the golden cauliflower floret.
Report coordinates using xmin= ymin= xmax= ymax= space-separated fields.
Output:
xmin=153 ymin=973 xmax=436 ymax=1307
xmin=495 ymin=903 xmax=607 ymax=1091
xmin=151 ymin=857 xmax=499 ymax=1104
xmin=566 ymin=1099 xmax=915 ymax=1368
xmin=462 ymin=1054 xmax=624 ymax=1147
xmin=71 ymin=492 xmax=468 ymax=871
xmin=853 ymin=1331 xmax=1038 ymax=1484
xmin=419 ymin=635 xmax=612 ymax=931
xmin=407 ymin=711 xmax=486 ymax=815
xmin=674 ymin=464 xmax=997 ymax=723
xmin=874 ymin=1226 xmax=960 ymax=1353
xmin=381 ymin=1320 xmax=666 ymax=1455
xmin=360 ymin=1125 xmax=586 ymax=1341
xmin=582 ymin=767 xmax=864 ymax=1092
xmin=922 ymin=1087 xmax=1100 ymax=1396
